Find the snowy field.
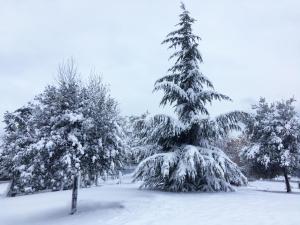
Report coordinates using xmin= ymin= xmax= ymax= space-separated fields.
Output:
xmin=0 ymin=179 xmax=300 ymax=225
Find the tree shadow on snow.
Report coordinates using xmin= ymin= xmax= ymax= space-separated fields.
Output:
xmin=14 ymin=201 xmax=124 ymax=225
xmin=255 ymin=189 xmax=300 ymax=195
xmin=77 ymin=201 xmax=125 ymax=213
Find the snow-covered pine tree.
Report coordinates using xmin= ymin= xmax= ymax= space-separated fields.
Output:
xmin=133 ymin=3 xmax=247 ymax=192
xmin=242 ymin=98 xmax=300 ymax=192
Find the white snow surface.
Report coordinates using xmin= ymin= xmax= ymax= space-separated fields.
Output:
xmin=0 ymin=178 xmax=300 ymax=225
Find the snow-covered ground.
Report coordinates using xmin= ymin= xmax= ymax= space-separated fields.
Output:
xmin=0 ymin=178 xmax=300 ymax=225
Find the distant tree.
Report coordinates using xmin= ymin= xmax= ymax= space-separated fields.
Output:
xmin=133 ymin=3 xmax=248 ymax=192
xmin=123 ymin=112 xmax=162 ymax=164
xmin=217 ymin=135 xmax=249 ymax=167
xmin=242 ymin=98 xmax=300 ymax=192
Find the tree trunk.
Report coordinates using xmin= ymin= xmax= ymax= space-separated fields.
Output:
xmin=95 ymin=174 xmax=98 ymax=186
xmin=283 ymin=168 xmax=291 ymax=193
xmin=6 ymin=179 xmax=15 ymax=197
xmin=70 ymin=175 xmax=79 ymax=214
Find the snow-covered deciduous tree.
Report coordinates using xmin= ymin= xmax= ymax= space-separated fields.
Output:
xmin=133 ymin=3 xmax=247 ymax=192
xmin=242 ymin=98 xmax=300 ymax=192
xmin=1 ymin=105 xmax=41 ymax=196
xmin=40 ymin=62 xmax=84 ymax=214
xmin=0 ymin=60 xmax=126 ymax=205
xmin=80 ymin=76 xmax=126 ymax=186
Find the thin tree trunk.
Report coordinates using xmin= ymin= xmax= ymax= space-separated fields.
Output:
xmin=95 ymin=174 xmax=98 ymax=186
xmin=283 ymin=168 xmax=291 ymax=193
xmin=70 ymin=175 xmax=79 ymax=215
xmin=6 ymin=179 xmax=14 ymax=197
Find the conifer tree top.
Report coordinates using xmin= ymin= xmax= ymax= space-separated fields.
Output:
xmin=155 ymin=3 xmax=230 ymax=124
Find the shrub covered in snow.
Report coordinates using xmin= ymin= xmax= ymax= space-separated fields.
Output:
xmin=133 ymin=3 xmax=247 ymax=192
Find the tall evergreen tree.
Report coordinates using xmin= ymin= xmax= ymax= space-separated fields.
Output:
xmin=133 ymin=3 xmax=247 ymax=192
xmin=156 ymin=3 xmax=229 ymax=126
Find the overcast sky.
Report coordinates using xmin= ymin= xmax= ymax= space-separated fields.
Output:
xmin=0 ymin=0 xmax=300 ymax=131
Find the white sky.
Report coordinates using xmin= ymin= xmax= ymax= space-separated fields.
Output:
xmin=1 ymin=0 xmax=300 ymax=131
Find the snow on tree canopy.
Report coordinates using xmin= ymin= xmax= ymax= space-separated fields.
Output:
xmin=242 ymin=98 xmax=300 ymax=192
xmin=134 ymin=145 xmax=246 ymax=192
xmin=133 ymin=3 xmax=247 ymax=192
xmin=0 ymin=63 xmax=127 ymax=196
